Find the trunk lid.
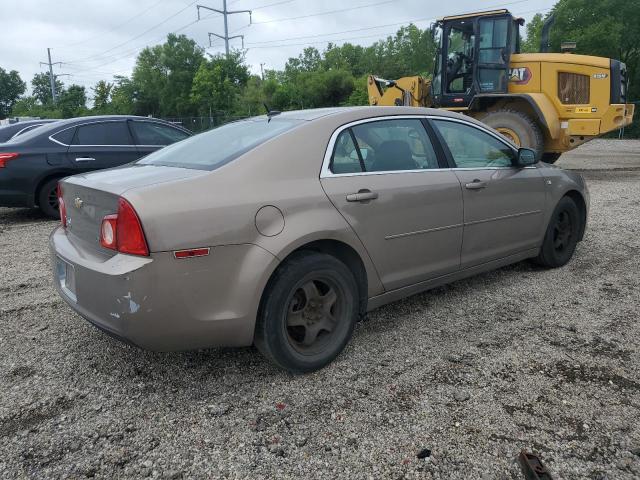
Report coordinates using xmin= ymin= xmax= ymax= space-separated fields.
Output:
xmin=61 ymin=164 xmax=208 ymax=250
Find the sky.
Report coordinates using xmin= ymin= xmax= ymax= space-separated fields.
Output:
xmin=0 ymin=0 xmax=554 ymax=102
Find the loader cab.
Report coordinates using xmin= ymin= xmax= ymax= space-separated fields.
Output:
xmin=431 ymin=10 xmax=522 ymax=109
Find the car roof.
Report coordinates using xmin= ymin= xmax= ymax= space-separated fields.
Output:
xmin=46 ymin=115 xmax=183 ymax=129
xmin=3 ymin=115 xmax=190 ymax=145
xmin=250 ymin=106 xmax=482 ymax=125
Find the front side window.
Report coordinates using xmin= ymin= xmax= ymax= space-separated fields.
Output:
xmin=131 ymin=121 xmax=190 ymax=145
xmin=73 ymin=122 xmax=132 ymax=146
xmin=138 ymin=118 xmax=301 ymax=171
xmin=330 ymin=119 xmax=440 ymax=174
xmin=433 ymin=120 xmax=515 ymax=168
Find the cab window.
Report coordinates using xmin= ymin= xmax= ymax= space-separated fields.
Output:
xmin=433 ymin=120 xmax=515 ymax=168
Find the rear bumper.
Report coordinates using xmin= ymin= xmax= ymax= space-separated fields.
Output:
xmin=49 ymin=227 xmax=279 ymax=351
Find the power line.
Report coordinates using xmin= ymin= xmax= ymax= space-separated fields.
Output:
xmin=64 ymin=0 xmax=200 ymax=64
xmin=61 ymin=1 xmax=552 ymax=79
xmin=198 ymin=0 xmax=252 ymax=55
xmin=244 ymin=0 xmax=545 ymax=48
xmin=55 ymin=0 xmax=171 ymax=49
xmin=251 ymin=0 xmax=395 ymax=24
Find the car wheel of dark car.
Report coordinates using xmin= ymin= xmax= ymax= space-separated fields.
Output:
xmin=38 ymin=177 xmax=61 ymax=219
xmin=255 ymin=251 xmax=359 ymax=373
xmin=534 ymin=196 xmax=581 ymax=268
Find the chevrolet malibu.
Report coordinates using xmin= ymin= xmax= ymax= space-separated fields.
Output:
xmin=50 ymin=107 xmax=588 ymax=373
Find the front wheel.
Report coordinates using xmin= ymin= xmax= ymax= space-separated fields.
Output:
xmin=480 ymin=109 xmax=545 ymax=160
xmin=254 ymin=251 xmax=359 ymax=373
xmin=534 ymin=196 xmax=581 ymax=268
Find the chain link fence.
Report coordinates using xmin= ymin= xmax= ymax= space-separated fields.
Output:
xmin=161 ymin=114 xmax=248 ymax=133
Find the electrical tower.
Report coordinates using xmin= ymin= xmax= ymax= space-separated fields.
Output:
xmin=39 ymin=48 xmax=63 ymax=103
xmin=197 ymin=0 xmax=252 ymax=56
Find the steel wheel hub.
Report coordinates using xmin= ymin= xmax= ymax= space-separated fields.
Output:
xmin=286 ymin=278 xmax=340 ymax=352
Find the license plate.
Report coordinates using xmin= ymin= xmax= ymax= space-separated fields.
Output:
xmin=56 ymin=256 xmax=77 ymax=302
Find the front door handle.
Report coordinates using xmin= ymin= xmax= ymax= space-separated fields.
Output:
xmin=75 ymin=157 xmax=96 ymax=162
xmin=346 ymin=189 xmax=378 ymax=202
xmin=465 ymin=179 xmax=487 ymax=190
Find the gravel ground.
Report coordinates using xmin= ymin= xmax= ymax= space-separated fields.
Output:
xmin=1 ymin=140 xmax=639 ymax=479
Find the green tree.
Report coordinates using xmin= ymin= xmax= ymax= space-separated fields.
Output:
xmin=191 ymin=51 xmax=249 ymax=115
xmin=109 ymin=76 xmax=136 ymax=115
xmin=92 ymin=80 xmax=113 ymax=112
xmin=0 ymin=67 xmax=26 ymax=118
xmin=31 ymin=72 xmax=64 ymax=105
xmin=521 ymin=13 xmax=545 ymax=53
xmin=132 ymin=33 xmax=204 ymax=116
xmin=59 ymin=84 xmax=87 ymax=118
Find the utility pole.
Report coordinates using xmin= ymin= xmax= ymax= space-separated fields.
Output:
xmin=197 ymin=1 xmax=251 ymax=56
xmin=40 ymin=48 xmax=63 ymax=103
xmin=260 ymin=63 xmax=265 ymax=81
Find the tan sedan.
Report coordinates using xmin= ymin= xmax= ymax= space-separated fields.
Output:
xmin=50 ymin=107 xmax=589 ymax=372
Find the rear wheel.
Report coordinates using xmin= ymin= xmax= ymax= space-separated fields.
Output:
xmin=254 ymin=251 xmax=359 ymax=373
xmin=480 ymin=109 xmax=545 ymax=160
xmin=37 ymin=177 xmax=61 ymax=219
xmin=534 ymin=196 xmax=581 ymax=268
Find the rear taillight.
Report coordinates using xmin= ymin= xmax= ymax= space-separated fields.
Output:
xmin=57 ymin=184 xmax=67 ymax=228
xmin=99 ymin=198 xmax=149 ymax=256
xmin=0 ymin=152 xmax=19 ymax=168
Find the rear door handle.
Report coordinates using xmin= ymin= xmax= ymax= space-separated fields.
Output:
xmin=75 ymin=157 xmax=96 ymax=162
xmin=346 ymin=189 xmax=378 ymax=202
xmin=465 ymin=180 xmax=487 ymax=190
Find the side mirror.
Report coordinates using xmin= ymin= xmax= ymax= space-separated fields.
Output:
xmin=517 ymin=148 xmax=538 ymax=166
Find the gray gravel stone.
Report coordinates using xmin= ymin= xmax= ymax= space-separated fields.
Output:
xmin=1 ymin=140 xmax=640 ymax=479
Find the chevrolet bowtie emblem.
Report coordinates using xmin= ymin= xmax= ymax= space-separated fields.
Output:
xmin=74 ymin=197 xmax=84 ymax=209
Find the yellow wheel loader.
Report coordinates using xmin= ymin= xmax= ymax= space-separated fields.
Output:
xmin=367 ymin=9 xmax=635 ymax=162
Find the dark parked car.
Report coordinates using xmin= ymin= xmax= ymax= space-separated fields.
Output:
xmin=0 ymin=119 xmax=60 ymax=143
xmin=0 ymin=115 xmax=191 ymax=217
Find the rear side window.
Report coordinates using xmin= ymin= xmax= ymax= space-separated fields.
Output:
xmin=72 ymin=122 xmax=132 ymax=146
xmin=137 ymin=118 xmax=301 ymax=171
xmin=51 ymin=127 xmax=75 ymax=145
xmin=330 ymin=119 xmax=439 ymax=173
xmin=130 ymin=121 xmax=190 ymax=145
xmin=331 ymin=130 xmax=364 ymax=174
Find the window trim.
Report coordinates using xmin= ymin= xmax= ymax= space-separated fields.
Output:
xmin=48 ymin=119 xmax=189 ymax=147
xmin=320 ymin=115 xmax=527 ymax=178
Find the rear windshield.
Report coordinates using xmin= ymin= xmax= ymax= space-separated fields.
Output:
xmin=137 ymin=118 xmax=302 ymax=171
xmin=4 ymin=122 xmax=62 ymax=144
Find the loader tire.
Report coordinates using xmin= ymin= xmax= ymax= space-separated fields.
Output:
xmin=480 ymin=109 xmax=545 ymax=160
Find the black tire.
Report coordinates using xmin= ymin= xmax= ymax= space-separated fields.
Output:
xmin=480 ymin=109 xmax=545 ymax=160
xmin=37 ymin=177 xmax=61 ymax=219
xmin=542 ymin=152 xmax=562 ymax=164
xmin=534 ymin=196 xmax=581 ymax=268
xmin=255 ymin=251 xmax=359 ymax=374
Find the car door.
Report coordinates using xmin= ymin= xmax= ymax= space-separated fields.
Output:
xmin=129 ymin=120 xmax=191 ymax=157
xmin=431 ymin=118 xmax=546 ymax=268
xmin=320 ymin=117 xmax=464 ymax=291
xmin=66 ymin=120 xmax=139 ymax=171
